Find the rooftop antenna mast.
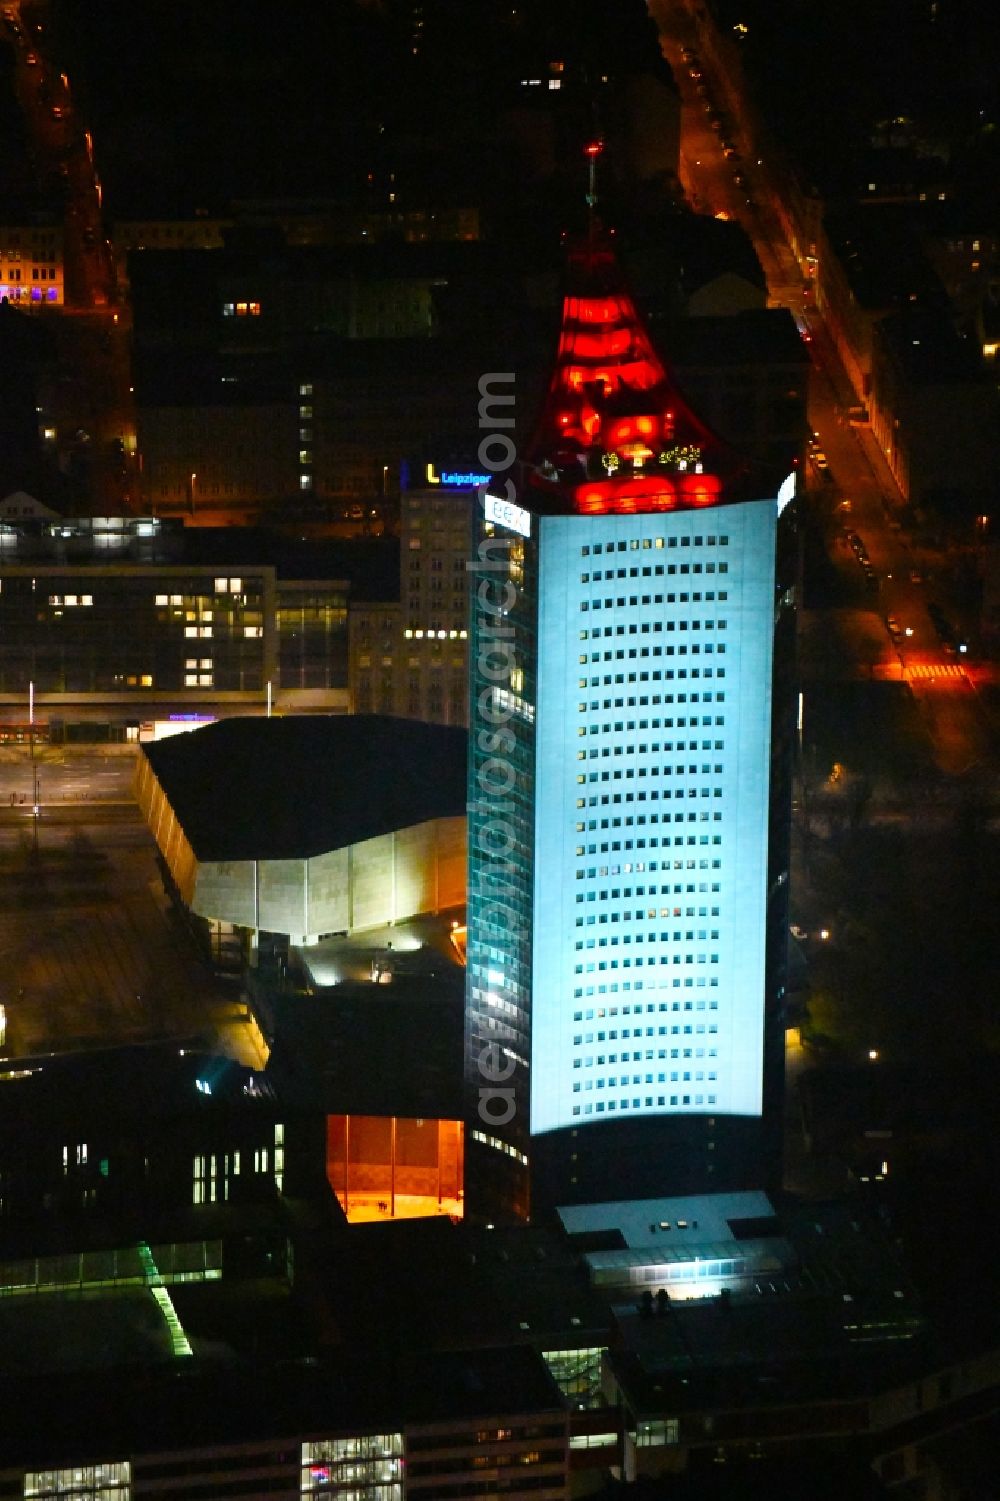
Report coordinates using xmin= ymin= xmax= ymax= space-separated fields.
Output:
xmin=584 ymin=139 xmax=603 ymax=250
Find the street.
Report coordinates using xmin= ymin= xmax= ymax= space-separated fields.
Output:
xmin=648 ymin=0 xmax=997 ymax=779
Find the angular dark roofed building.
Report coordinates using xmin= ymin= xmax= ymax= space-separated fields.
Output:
xmin=465 ymin=237 xmax=796 ymax=1218
xmin=136 ymin=714 xmax=467 ymax=946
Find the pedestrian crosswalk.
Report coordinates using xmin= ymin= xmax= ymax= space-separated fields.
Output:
xmin=906 ymin=663 xmax=966 ymax=681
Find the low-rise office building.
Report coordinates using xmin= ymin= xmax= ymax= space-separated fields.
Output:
xmin=0 ymin=521 xmax=351 ymax=738
xmin=349 ymin=474 xmax=474 ymax=724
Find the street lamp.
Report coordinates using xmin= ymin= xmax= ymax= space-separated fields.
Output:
xmin=28 ymin=679 xmax=39 ymax=854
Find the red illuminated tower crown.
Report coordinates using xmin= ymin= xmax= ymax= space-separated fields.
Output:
xmin=522 ymin=234 xmax=746 ymax=515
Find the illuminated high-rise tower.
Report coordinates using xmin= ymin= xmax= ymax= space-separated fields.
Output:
xmin=465 ymin=238 xmax=795 ymax=1219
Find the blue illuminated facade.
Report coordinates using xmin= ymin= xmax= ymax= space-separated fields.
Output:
xmin=464 ymin=241 xmax=793 ymax=1217
xmin=532 ymin=504 xmax=775 ymax=1133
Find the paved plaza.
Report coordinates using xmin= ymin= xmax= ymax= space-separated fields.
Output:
xmin=0 ymin=749 xmax=264 ymax=1067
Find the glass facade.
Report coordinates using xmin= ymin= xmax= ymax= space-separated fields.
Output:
xmin=542 ymin=1347 xmax=607 ymax=1409
xmin=23 ymin=1464 xmax=130 ymax=1498
xmin=465 ymin=522 xmax=537 ymax=1217
xmin=300 ymin=1435 xmax=403 ymax=1497
xmin=277 ymin=585 xmax=348 ymax=689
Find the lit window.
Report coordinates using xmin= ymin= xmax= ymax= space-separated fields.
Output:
xmin=24 ymin=1462 xmax=131 ymax=1497
xmin=299 ymin=474 xmax=313 ymax=490
xmin=299 ymin=383 xmax=313 ymax=396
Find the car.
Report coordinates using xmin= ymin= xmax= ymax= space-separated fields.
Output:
xmin=51 ymin=104 xmax=64 ymax=119
xmin=838 ymin=499 xmax=853 ymax=512
xmin=681 ymin=46 xmax=698 ymax=62
xmin=25 ymin=50 xmax=38 ymax=65
xmin=733 ymin=170 xmax=746 ymax=186
xmin=887 ymin=615 xmax=902 ymax=639
xmin=711 ymin=116 xmax=726 ymax=134
xmin=721 ymin=141 xmax=738 ymax=158
xmin=909 ymin=568 xmax=922 ymax=584
xmin=688 ymin=65 xmax=703 ymax=79
xmin=813 ymin=449 xmax=827 ymax=468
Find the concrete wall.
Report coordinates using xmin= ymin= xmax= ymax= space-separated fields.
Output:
xmin=187 ymin=816 xmax=466 ymax=940
xmin=134 ymin=753 xmax=199 ymax=906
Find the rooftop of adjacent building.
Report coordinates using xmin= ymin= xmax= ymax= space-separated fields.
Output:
xmin=140 ymin=713 xmax=467 ymax=862
xmin=824 ymin=205 xmax=951 ymax=313
xmin=657 ymin=307 xmax=810 ymax=370
xmin=263 ymin=910 xmax=466 ymax=1119
xmin=0 ymin=513 xmax=399 ymax=594
xmin=875 ymin=304 xmax=994 ymax=385
xmin=557 ymin=1190 xmax=775 ymax=1250
xmin=0 ymin=1343 xmax=565 ymax=1470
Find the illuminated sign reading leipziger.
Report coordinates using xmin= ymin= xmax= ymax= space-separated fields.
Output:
xmin=425 ymin=462 xmax=491 ymax=487
xmin=484 ymin=494 xmax=532 ymax=538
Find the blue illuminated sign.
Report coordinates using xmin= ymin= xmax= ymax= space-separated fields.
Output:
xmin=425 ymin=462 xmax=490 ymax=488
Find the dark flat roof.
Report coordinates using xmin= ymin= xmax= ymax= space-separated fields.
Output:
xmin=266 ymin=979 xmax=465 ymax=1119
xmin=143 ymin=714 xmax=468 ymax=861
